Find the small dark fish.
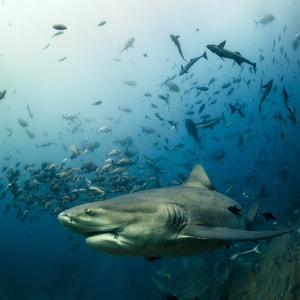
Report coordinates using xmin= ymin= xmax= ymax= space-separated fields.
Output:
xmin=97 ymin=20 xmax=107 ymax=27
xmin=198 ymin=103 xmax=205 ymax=114
xmin=197 ymin=86 xmax=209 ymax=91
xmin=57 ymin=56 xmax=67 ymax=62
xmin=144 ymin=256 xmax=162 ymax=262
xmin=53 ymin=23 xmax=67 ymax=30
xmin=165 ymin=294 xmax=179 ymax=300
xmin=228 ymin=205 xmax=242 ymax=214
xmin=185 ymin=119 xmax=200 ymax=144
xmin=27 ymin=104 xmax=34 ymax=119
xmin=229 ymin=104 xmax=245 ymax=118
xmin=253 ymin=14 xmax=275 ymax=27
xmin=52 ymin=31 xmax=64 ymax=38
xmin=164 ymin=81 xmax=180 ymax=92
xmin=92 ymin=100 xmax=103 ymax=106
xmin=42 ymin=43 xmax=50 ymax=50
xmin=0 ymin=90 xmax=6 ymax=100
xmin=262 ymin=211 xmax=278 ymax=221
xmin=154 ymin=112 xmax=164 ymax=121
xmin=18 ymin=118 xmax=28 ymax=128
xmin=158 ymin=94 xmax=170 ymax=104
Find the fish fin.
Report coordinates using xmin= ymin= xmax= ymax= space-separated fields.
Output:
xmin=183 ymin=164 xmax=215 ymax=189
xmin=235 ymin=60 xmax=242 ymax=66
xmin=181 ymin=226 xmax=292 ymax=241
xmin=218 ymin=40 xmax=226 ymax=48
xmin=235 ymin=52 xmax=241 ymax=56
xmin=253 ymin=19 xmax=258 ymax=27
xmin=252 ymin=63 xmax=257 ymax=73
xmin=144 ymin=256 xmax=162 ymax=262
xmin=262 ymin=82 xmax=269 ymax=88
xmin=202 ymin=51 xmax=208 ymax=60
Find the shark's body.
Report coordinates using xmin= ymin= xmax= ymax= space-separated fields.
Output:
xmin=258 ymin=79 xmax=273 ymax=113
xmin=58 ymin=165 xmax=291 ymax=257
xmin=179 ymin=51 xmax=207 ymax=76
xmin=170 ymin=34 xmax=186 ymax=62
xmin=207 ymin=41 xmax=256 ymax=73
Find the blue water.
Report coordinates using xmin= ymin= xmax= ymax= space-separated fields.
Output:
xmin=0 ymin=0 xmax=299 ymax=299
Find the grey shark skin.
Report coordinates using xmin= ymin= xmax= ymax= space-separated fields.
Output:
xmin=170 ymin=34 xmax=187 ymax=62
xmin=58 ymin=165 xmax=291 ymax=257
xmin=258 ymin=79 xmax=273 ymax=113
xmin=179 ymin=51 xmax=207 ymax=76
xmin=207 ymin=41 xmax=256 ymax=73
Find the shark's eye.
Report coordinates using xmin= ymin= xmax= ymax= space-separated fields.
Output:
xmin=85 ymin=208 xmax=94 ymax=216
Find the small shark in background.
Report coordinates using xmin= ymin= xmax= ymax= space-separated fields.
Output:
xmin=258 ymin=79 xmax=273 ymax=113
xmin=282 ymin=86 xmax=297 ymax=124
xmin=179 ymin=51 xmax=207 ymax=76
xmin=170 ymin=34 xmax=187 ymax=61
xmin=58 ymin=165 xmax=292 ymax=258
xmin=206 ymin=41 xmax=256 ymax=73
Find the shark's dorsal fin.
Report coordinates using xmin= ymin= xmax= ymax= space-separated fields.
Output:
xmin=218 ymin=40 xmax=226 ymax=48
xmin=184 ymin=164 xmax=214 ymax=189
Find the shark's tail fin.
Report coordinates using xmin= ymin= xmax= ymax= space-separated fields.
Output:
xmin=253 ymin=19 xmax=258 ymax=27
xmin=246 ymin=185 xmax=265 ymax=229
xmin=252 ymin=63 xmax=257 ymax=73
xmin=202 ymin=51 xmax=208 ymax=60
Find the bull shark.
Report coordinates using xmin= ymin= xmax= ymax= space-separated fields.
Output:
xmin=58 ymin=165 xmax=291 ymax=258
xmin=258 ymin=79 xmax=273 ymax=113
xmin=179 ymin=51 xmax=207 ymax=76
xmin=170 ymin=34 xmax=186 ymax=62
xmin=207 ymin=41 xmax=256 ymax=73
xmin=282 ymin=86 xmax=297 ymax=124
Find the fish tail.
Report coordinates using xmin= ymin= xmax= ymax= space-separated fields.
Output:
xmin=253 ymin=244 xmax=261 ymax=254
xmin=253 ymin=19 xmax=258 ymax=27
xmin=252 ymin=63 xmax=257 ymax=73
xmin=202 ymin=51 xmax=208 ymax=60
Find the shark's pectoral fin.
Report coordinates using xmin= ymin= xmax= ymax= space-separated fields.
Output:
xmin=181 ymin=226 xmax=292 ymax=241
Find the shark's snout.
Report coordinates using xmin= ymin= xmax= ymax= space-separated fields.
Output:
xmin=58 ymin=212 xmax=71 ymax=224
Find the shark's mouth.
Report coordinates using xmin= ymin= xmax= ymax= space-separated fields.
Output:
xmin=84 ymin=230 xmax=118 ymax=236
xmin=84 ymin=230 xmax=119 ymax=240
